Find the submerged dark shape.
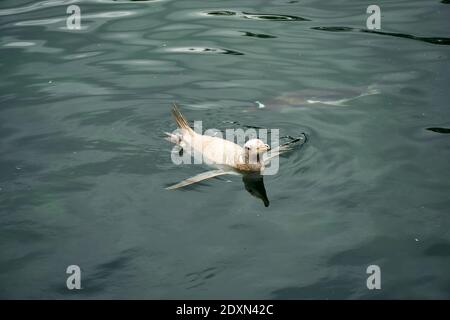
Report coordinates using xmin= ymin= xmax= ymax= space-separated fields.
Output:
xmin=312 ymin=26 xmax=450 ymax=46
xmin=207 ymin=11 xmax=237 ymax=16
xmin=219 ymin=49 xmax=244 ymax=55
xmin=243 ymin=173 xmax=270 ymax=207
xmin=241 ymin=31 xmax=277 ymax=39
xmin=363 ymin=30 xmax=450 ymax=45
xmin=242 ymin=12 xmax=310 ymax=21
xmin=426 ymin=127 xmax=450 ymax=134
xmin=206 ymin=10 xmax=310 ymax=21
xmin=311 ymin=26 xmax=354 ymax=32
xmin=181 ymin=47 xmax=244 ymax=55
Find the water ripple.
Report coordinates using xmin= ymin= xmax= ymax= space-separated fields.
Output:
xmin=164 ymin=46 xmax=244 ymax=55
xmin=241 ymin=31 xmax=276 ymax=39
xmin=243 ymin=12 xmax=310 ymax=21
xmin=205 ymin=10 xmax=310 ymax=21
xmin=312 ymin=26 xmax=450 ymax=46
xmin=426 ymin=127 xmax=450 ymax=134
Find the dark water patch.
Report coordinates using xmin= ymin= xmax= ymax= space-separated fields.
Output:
xmin=207 ymin=11 xmax=237 ymax=16
xmin=272 ymin=274 xmax=429 ymax=299
xmin=241 ymin=31 xmax=277 ymax=39
xmin=363 ymin=30 xmax=450 ymax=45
xmin=185 ymin=266 xmax=218 ymax=289
xmin=0 ymin=125 xmax=17 ymax=140
xmin=113 ymin=0 xmax=159 ymax=2
xmin=441 ymin=0 xmax=450 ymax=3
xmin=91 ymin=251 xmax=136 ymax=280
xmin=328 ymin=240 xmax=386 ymax=267
xmin=186 ymin=282 xmax=204 ymax=290
xmin=0 ymin=181 xmax=94 ymax=213
xmin=64 ymin=106 xmax=137 ymax=126
xmin=424 ymin=243 xmax=450 ymax=257
xmin=399 ymin=87 xmax=423 ymax=96
xmin=271 ymin=275 xmax=378 ymax=299
xmin=168 ymin=47 xmax=244 ymax=55
xmin=426 ymin=127 xmax=450 ymax=134
xmin=0 ymin=251 xmax=45 ymax=274
xmin=228 ymin=223 xmax=251 ymax=230
xmin=1 ymin=226 xmax=45 ymax=244
xmin=57 ymin=249 xmax=140 ymax=296
xmin=221 ymin=120 xmax=263 ymax=129
xmin=209 ymin=48 xmax=243 ymax=55
xmin=311 ymin=26 xmax=354 ymax=32
xmin=185 ymin=267 xmax=218 ymax=284
xmin=312 ymin=26 xmax=450 ymax=45
xmin=0 ymin=160 xmax=42 ymax=182
xmin=243 ymin=12 xmax=310 ymax=21
xmin=326 ymin=236 xmax=421 ymax=267
xmin=205 ymin=10 xmax=310 ymax=21
xmin=37 ymin=181 xmax=95 ymax=195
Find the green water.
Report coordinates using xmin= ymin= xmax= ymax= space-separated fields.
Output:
xmin=0 ymin=0 xmax=449 ymax=299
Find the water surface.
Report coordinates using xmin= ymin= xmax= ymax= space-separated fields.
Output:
xmin=0 ymin=0 xmax=449 ymax=299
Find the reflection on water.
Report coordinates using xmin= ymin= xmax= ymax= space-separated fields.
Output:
xmin=0 ymin=0 xmax=449 ymax=299
xmin=243 ymin=174 xmax=270 ymax=207
xmin=164 ymin=46 xmax=244 ymax=55
xmin=206 ymin=10 xmax=311 ymax=21
xmin=312 ymin=26 xmax=450 ymax=45
xmin=426 ymin=127 xmax=450 ymax=134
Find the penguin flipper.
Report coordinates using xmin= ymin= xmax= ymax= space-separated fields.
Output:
xmin=166 ymin=169 xmax=232 ymax=190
